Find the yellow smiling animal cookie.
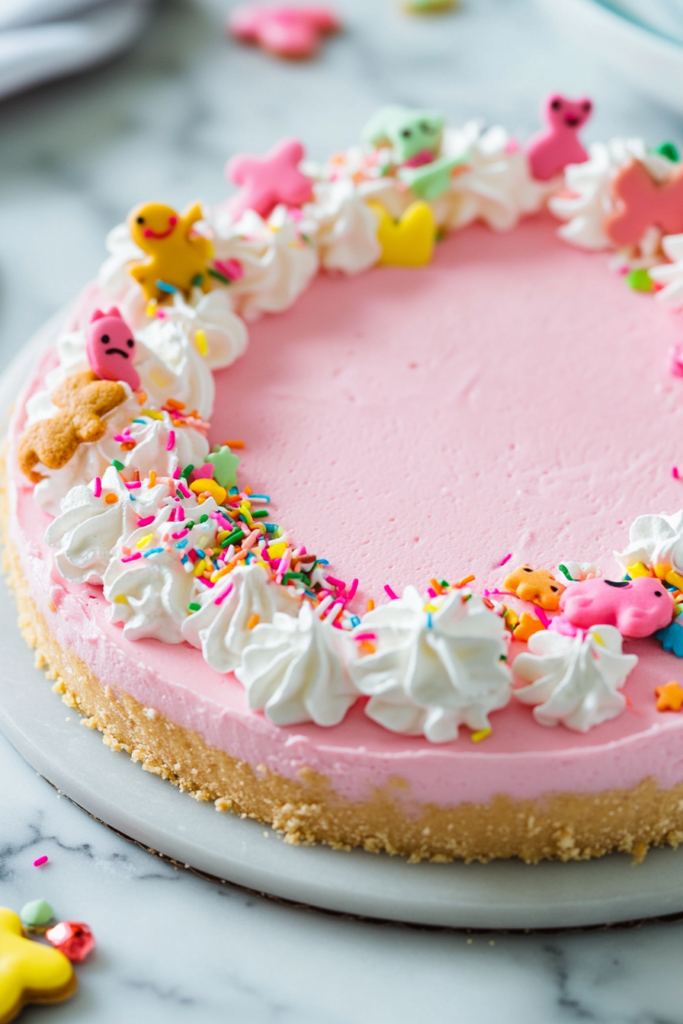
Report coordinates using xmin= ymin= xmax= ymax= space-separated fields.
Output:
xmin=0 ymin=907 xmax=77 ymax=1023
xmin=127 ymin=200 xmax=213 ymax=302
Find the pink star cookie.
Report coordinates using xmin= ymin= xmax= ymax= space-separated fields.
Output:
xmin=225 ymin=137 xmax=314 ymax=220
xmin=228 ymin=5 xmax=340 ymax=59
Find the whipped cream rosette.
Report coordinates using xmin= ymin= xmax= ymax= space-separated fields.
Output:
xmin=615 ymin=510 xmax=683 ymax=577
xmin=235 ymin=600 xmax=356 ymax=727
xmin=349 ymin=587 xmax=511 ymax=743
xmin=45 ymin=466 xmax=176 ymax=585
xmin=208 ymin=205 xmax=319 ymax=320
xmin=103 ymin=496 xmax=222 ymax=643
xmin=513 ymin=626 xmax=638 ymax=732
xmin=182 ymin=563 xmax=301 ymax=672
xmin=304 ymin=178 xmax=382 ymax=274
xmin=32 ymin=402 xmax=208 ymax=518
xmin=550 ymin=138 xmax=674 ymax=254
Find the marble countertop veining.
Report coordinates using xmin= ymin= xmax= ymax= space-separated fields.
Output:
xmin=2 ymin=0 xmax=683 ymax=1020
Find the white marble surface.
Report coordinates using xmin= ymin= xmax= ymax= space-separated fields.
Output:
xmin=3 ymin=0 xmax=683 ymax=1019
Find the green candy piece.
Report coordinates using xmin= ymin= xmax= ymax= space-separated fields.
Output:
xmin=399 ymin=153 xmax=463 ymax=201
xmin=653 ymin=141 xmax=680 ymax=163
xmin=626 ymin=268 xmax=653 ymax=292
xmin=362 ymin=105 xmax=445 ymax=163
xmin=20 ymin=898 xmax=54 ymax=927
xmin=207 ymin=445 xmax=240 ymax=489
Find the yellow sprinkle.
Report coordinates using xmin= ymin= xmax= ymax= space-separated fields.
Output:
xmin=140 ymin=409 xmax=164 ymax=421
xmin=136 ymin=534 xmax=155 ymax=549
xmin=192 ymin=559 xmax=207 ymax=576
xmin=146 ymin=299 xmax=158 ymax=317
xmin=423 ymin=603 xmax=438 ymax=613
xmin=113 ymin=595 xmax=129 ymax=605
xmin=471 ymin=728 xmax=492 ymax=743
xmin=592 ymin=631 xmax=605 ymax=647
xmin=268 ymin=541 xmax=287 ymax=560
xmin=667 ymin=568 xmax=683 ymax=591
xmin=189 ymin=478 xmax=227 ymax=505
xmin=194 ymin=329 xmax=208 ymax=357
xmin=247 ymin=613 xmax=260 ymax=630
xmin=148 ymin=470 xmax=156 ymax=488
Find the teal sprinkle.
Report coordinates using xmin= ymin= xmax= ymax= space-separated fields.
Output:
xmin=143 ymin=547 xmax=164 ymax=557
xmin=249 ymin=494 xmax=271 ymax=502
xmin=175 ymin=539 xmax=188 ymax=549
xmin=426 ymin=612 xmax=433 ymax=628
xmin=229 ymin=486 xmax=239 ymax=495
xmin=350 ymin=615 xmax=361 ymax=628
xmin=265 ymin=523 xmax=278 ymax=533
xmin=156 ymin=279 xmax=177 ymax=294
xmin=132 ymin=418 xmax=146 ymax=425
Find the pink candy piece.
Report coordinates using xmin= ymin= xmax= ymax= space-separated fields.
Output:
xmin=190 ymin=463 xmax=215 ymax=482
xmin=226 ymin=137 xmax=314 ymax=221
xmin=526 ymin=93 xmax=592 ymax=182
xmin=228 ymin=4 xmax=340 ymax=59
xmin=45 ymin=921 xmax=95 ymax=963
xmin=604 ymin=160 xmax=683 ymax=247
xmin=559 ymin=576 xmax=674 ymax=638
xmin=86 ymin=307 xmax=140 ymax=391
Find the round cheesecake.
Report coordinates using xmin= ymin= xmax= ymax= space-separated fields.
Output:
xmin=6 ymin=113 xmax=683 ymax=863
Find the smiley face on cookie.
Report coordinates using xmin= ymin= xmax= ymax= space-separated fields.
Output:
xmin=504 ymin=565 xmax=566 ymax=610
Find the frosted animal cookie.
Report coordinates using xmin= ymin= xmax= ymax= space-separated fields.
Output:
xmin=18 ymin=371 xmax=127 ymax=483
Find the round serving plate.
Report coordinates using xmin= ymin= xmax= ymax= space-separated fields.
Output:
xmin=2 ymin=323 xmax=683 ymax=930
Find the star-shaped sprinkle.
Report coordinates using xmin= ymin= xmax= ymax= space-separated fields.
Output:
xmin=225 ymin=138 xmax=314 ymax=221
xmin=0 ymin=907 xmax=77 ymax=1022
xmin=207 ymin=445 xmax=240 ymax=489
xmin=655 ymin=681 xmax=683 ymax=712
xmin=229 ymin=5 xmax=340 ymax=60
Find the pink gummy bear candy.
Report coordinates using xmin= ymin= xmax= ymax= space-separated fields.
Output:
xmin=86 ymin=307 xmax=140 ymax=391
xmin=225 ymin=137 xmax=314 ymax=221
xmin=604 ymin=160 xmax=683 ymax=247
xmin=228 ymin=5 xmax=340 ymax=59
xmin=559 ymin=576 xmax=674 ymax=638
xmin=526 ymin=93 xmax=592 ymax=182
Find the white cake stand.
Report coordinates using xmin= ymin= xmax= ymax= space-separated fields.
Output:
xmin=3 ymin=322 xmax=683 ymax=930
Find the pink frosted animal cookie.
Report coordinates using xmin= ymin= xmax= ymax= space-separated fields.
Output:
xmin=559 ymin=576 xmax=674 ymax=638
xmin=229 ymin=5 xmax=340 ymax=59
xmin=86 ymin=308 xmax=140 ymax=392
xmin=226 ymin=138 xmax=314 ymax=220
xmin=526 ymin=93 xmax=592 ymax=182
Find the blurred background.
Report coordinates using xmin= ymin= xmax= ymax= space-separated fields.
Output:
xmin=3 ymin=1 xmax=683 ymax=1020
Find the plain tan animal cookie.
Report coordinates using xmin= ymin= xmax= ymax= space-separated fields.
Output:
xmin=504 ymin=564 xmax=566 ymax=610
xmin=18 ymin=370 xmax=126 ymax=483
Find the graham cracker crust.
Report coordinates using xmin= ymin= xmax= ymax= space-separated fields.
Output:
xmin=5 ymin=540 xmax=683 ymax=864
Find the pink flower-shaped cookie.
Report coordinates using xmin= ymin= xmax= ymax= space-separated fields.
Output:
xmin=228 ymin=5 xmax=340 ymax=59
xmin=559 ymin=576 xmax=674 ymax=638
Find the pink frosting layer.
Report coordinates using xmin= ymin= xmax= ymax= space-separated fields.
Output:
xmin=9 ymin=214 xmax=683 ymax=808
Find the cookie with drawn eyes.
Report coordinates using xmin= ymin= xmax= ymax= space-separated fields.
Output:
xmin=504 ymin=565 xmax=565 ymax=610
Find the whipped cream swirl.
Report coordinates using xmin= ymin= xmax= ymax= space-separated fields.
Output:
xmin=235 ymin=601 xmax=356 ymax=726
xmin=182 ymin=563 xmax=301 ymax=672
xmin=614 ymin=510 xmax=683 ymax=575
xmin=513 ymin=626 xmax=637 ymax=731
xmin=650 ymin=233 xmax=683 ymax=306
xmin=103 ymin=497 xmax=221 ymax=643
xmin=45 ymin=467 xmax=175 ymax=585
xmin=349 ymin=587 xmax=511 ymax=743
xmin=208 ymin=205 xmax=319 ymax=321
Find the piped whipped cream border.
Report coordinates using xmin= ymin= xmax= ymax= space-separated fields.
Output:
xmin=19 ymin=117 xmax=683 ymax=743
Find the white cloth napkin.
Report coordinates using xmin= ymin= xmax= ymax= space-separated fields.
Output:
xmin=0 ymin=0 xmax=152 ymax=100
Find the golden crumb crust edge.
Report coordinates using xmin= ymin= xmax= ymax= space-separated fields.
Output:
xmin=4 ymin=537 xmax=683 ymax=865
